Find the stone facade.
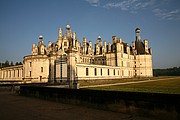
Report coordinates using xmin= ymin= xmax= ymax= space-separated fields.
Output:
xmin=0 ymin=25 xmax=153 ymax=85
xmin=0 ymin=65 xmax=23 ymax=82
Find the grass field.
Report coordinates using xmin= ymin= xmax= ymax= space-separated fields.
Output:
xmin=80 ymin=76 xmax=173 ymax=86
xmin=84 ymin=76 xmax=180 ymax=94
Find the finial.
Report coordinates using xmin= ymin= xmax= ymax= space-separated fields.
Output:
xmin=135 ymin=28 xmax=140 ymax=33
xmin=66 ymin=24 xmax=71 ymax=30
xmin=39 ymin=34 xmax=43 ymax=40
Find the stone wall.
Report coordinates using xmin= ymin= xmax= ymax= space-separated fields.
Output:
xmin=19 ymin=86 xmax=180 ymax=120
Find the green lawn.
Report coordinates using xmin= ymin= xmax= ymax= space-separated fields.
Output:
xmin=80 ymin=76 xmax=174 ymax=86
xmin=85 ymin=77 xmax=180 ymax=94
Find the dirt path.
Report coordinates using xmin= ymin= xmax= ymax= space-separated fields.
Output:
xmin=0 ymin=91 xmax=158 ymax=120
xmin=80 ymin=77 xmax=180 ymax=88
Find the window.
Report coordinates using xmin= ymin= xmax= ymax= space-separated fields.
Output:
xmin=101 ymin=69 xmax=102 ymax=76
xmin=108 ymin=69 xmax=109 ymax=76
xmin=3 ymin=71 xmax=5 ymax=78
xmin=121 ymin=61 xmax=123 ymax=67
xmin=41 ymin=67 xmax=43 ymax=72
xmin=29 ymin=71 xmax=31 ymax=77
xmin=14 ymin=70 xmax=15 ymax=77
xmin=18 ymin=70 xmax=19 ymax=77
xmin=40 ymin=76 xmax=42 ymax=81
xmin=6 ymin=71 xmax=8 ymax=77
xmin=30 ymin=62 xmax=32 ymax=67
xmin=76 ymin=67 xmax=78 ymax=76
xmin=9 ymin=71 xmax=11 ymax=77
xmin=64 ymin=42 xmax=67 ymax=46
xmin=102 ymin=59 xmax=104 ymax=64
xmin=86 ymin=68 xmax=89 ymax=76
xmin=22 ymin=69 xmax=23 ymax=77
xmin=114 ymin=69 xmax=115 ymax=75
xmin=94 ymin=68 xmax=97 ymax=76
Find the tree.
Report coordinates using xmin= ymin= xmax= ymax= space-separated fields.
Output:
xmin=4 ymin=60 xmax=10 ymax=67
xmin=10 ymin=61 xmax=14 ymax=66
xmin=153 ymin=67 xmax=180 ymax=76
xmin=15 ymin=62 xmax=19 ymax=65
xmin=15 ymin=62 xmax=23 ymax=65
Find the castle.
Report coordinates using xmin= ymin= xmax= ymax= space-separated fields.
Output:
xmin=0 ymin=25 xmax=153 ymax=87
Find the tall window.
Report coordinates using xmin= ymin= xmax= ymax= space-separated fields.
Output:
xmin=30 ymin=62 xmax=32 ymax=67
xmin=14 ymin=70 xmax=16 ymax=77
xmin=9 ymin=71 xmax=11 ymax=77
xmin=76 ymin=67 xmax=78 ymax=76
xmin=29 ymin=71 xmax=31 ymax=77
xmin=114 ymin=69 xmax=115 ymax=75
xmin=86 ymin=68 xmax=88 ymax=76
xmin=18 ymin=70 xmax=19 ymax=77
xmin=6 ymin=71 xmax=8 ymax=77
xmin=101 ymin=69 xmax=102 ymax=76
xmin=41 ymin=67 xmax=43 ymax=72
xmin=108 ymin=69 xmax=109 ymax=76
xmin=40 ymin=76 xmax=42 ymax=81
xmin=94 ymin=68 xmax=97 ymax=76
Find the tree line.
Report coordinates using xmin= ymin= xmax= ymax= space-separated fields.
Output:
xmin=0 ymin=60 xmax=22 ymax=68
xmin=153 ymin=67 xmax=180 ymax=76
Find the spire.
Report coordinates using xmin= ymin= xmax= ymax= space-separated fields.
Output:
xmin=73 ymin=32 xmax=76 ymax=40
xmin=59 ymin=27 xmax=63 ymax=38
xmin=66 ymin=24 xmax=72 ymax=39
xmin=135 ymin=28 xmax=141 ymax=41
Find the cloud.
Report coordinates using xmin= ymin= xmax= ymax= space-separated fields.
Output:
xmin=85 ymin=0 xmax=100 ymax=7
xmin=104 ymin=0 xmax=154 ymax=11
xmin=84 ymin=0 xmax=180 ymax=21
xmin=153 ymin=8 xmax=180 ymax=20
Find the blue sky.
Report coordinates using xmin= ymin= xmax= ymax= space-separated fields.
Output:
xmin=0 ymin=0 xmax=180 ymax=68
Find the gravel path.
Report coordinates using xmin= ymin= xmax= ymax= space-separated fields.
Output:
xmin=0 ymin=90 xmax=157 ymax=120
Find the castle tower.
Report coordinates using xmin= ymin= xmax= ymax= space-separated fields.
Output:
xmin=57 ymin=27 xmax=63 ymax=49
xmin=38 ymin=35 xmax=45 ymax=55
xmin=103 ymin=41 xmax=107 ymax=54
xmin=73 ymin=32 xmax=76 ymax=47
xmin=112 ymin=36 xmax=117 ymax=44
xmin=59 ymin=27 xmax=63 ymax=38
xmin=144 ymin=39 xmax=149 ymax=54
xmin=135 ymin=28 xmax=141 ymax=41
xmin=83 ymin=37 xmax=87 ymax=54
xmin=107 ymin=42 xmax=111 ymax=53
xmin=66 ymin=24 xmax=72 ymax=39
